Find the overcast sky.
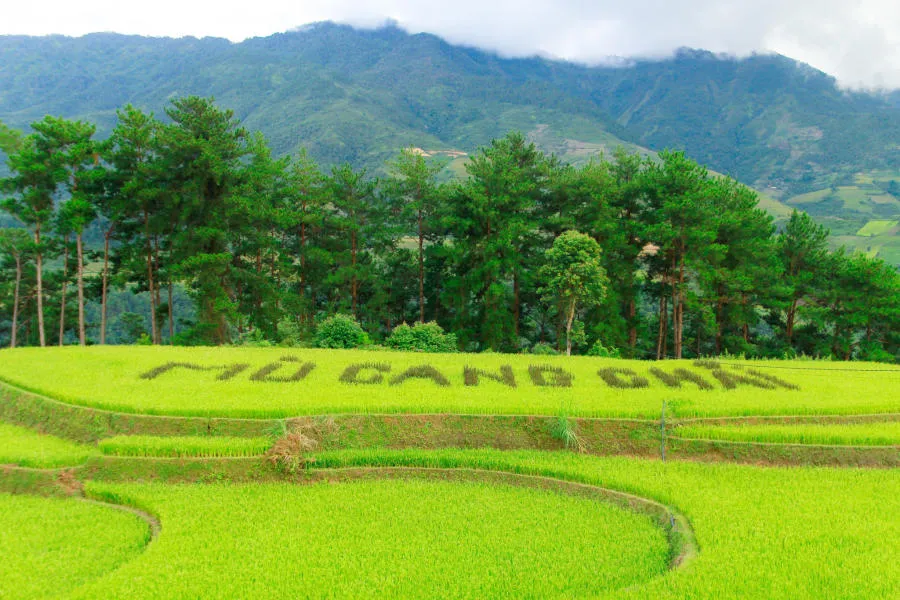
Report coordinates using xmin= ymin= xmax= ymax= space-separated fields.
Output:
xmin=4 ymin=1 xmax=900 ymax=89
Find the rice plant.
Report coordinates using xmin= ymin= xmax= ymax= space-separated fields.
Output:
xmin=98 ymin=436 xmax=272 ymax=458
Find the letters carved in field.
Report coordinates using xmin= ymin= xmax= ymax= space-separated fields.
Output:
xmin=138 ymin=359 xmax=799 ymax=391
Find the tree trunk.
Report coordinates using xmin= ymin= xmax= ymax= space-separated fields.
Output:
xmin=350 ymin=230 xmax=358 ymax=317
xmin=168 ymin=281 xmax=175 ymax=344
xmin=741 ymin=293 xmax=750 ymax=343
xmin=786 ymin=297 xmax=798 ymax=344
xmin=663 ymin=297 xmax=670 ymax=359
xmin=418 ymin=208 xmax=425 ymax=323
xmin=565 ymin=299 xmax=576 ymax=356
xmin=300 ymin=210 xmax=307 ymax=320
xmin=271 ymin=238 xmax=280 ymax=314
xmin=100 ymin=227 xmax=111 ymax=345
xmin=656 ymin=294 xmax=667 ymax=360
xmin=513 ymin=270 xmax=520 ymax=342
xmin=144 ymin=212 xmax=158 ymax=345
xmin=153 ymin=236 xmax=162 ymax=345
xmin=10 ymin=254 xmax=21 ymax=348
xmin=627 ymin=298 xmax=637 ymax=349
xmin=34 ymin=224 xmax=46 ymax=347
xmin=59 ymin=234 xmax=69 ymax=346
xmin=674 ymin=254 xmax=685 ymax=359
xmin=715 ymin=295 xmax=725 ymax=354
xmin=76 ymin=232 xmax=86 ymax=345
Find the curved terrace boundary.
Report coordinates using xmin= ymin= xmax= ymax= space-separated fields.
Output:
xmin=302 ymin=466 xmax=698 ymax=571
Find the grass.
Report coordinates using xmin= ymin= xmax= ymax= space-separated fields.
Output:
xmin=0 ymin=421 xmax=97 ymax=467
xmin=0 ymin=493 xmax=149 ymax=599
xmin=787 ymin=188 xmax=831 ymax=205
xmin=307 ymin=449 xmax=900 ymax=599
xmin=76 ymin=478 xmax=669 ymax=598
xmin=2 ymin=343 xmax=899 ymax=599
xmin=1 ymin=347 xmax=898 ymax=419
xmin=98 ymin=435 xmax=273 ymax=458
xmin=674 ymin=421 xmax=900 ymax=446
xmin=856 ymin=219 xmax=899 ymax=236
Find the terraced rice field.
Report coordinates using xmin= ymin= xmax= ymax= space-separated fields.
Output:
xmin=674 ymin=421 xmax=900 ymax=446
xmin=0 ymin=493 xmax=150 ymax=599
xmin=0 ymin=347 xmax=897 ymax=418
xmin=1 ymin=347 xmax=898 ymax=598
xmin=98 ymin=436 xmax=273 ymax=458
xmin=0 ymin=421 xmax=97 ymax=467
xmin=75 ymin=479 xmax=670 ymax=598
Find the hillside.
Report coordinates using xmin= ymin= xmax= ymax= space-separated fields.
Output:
xmin=1 ymin=22 xmax=899 ymax=261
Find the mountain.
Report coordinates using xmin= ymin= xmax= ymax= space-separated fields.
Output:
xmin=1 ymin=22 xmax=899 ymax=262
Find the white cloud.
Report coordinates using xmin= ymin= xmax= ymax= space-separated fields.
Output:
xmin=3 ymin=0 xmax=900 ymax=89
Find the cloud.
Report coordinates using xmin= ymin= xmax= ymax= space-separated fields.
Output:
xmin=3 ymin=0 xmax=899 ymax=89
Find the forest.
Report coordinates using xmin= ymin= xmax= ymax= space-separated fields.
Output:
xmin=0 ymin=97 xmax=898 ymax=361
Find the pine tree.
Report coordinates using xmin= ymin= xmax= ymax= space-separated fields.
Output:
xmin=777 ymin=210 xmax=830 ymax=347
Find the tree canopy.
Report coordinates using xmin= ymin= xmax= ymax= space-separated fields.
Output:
xmin=1 ymin=97 xmax=898 ymax=362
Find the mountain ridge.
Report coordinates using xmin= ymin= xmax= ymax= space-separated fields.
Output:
xmin=1 ymin=22 xmax=898 ymax=262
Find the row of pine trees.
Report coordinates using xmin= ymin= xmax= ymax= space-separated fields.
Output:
xmin=0 ymin=97 xmax=898 ymax=360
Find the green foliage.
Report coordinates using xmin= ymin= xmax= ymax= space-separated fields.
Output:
xmin=315 ymin=314 xmax=370 ymax=349
xmin=2 ymin=25 xmax=898 ymax=195
xmin=118 ymin=312 xmax=148 ymax=344
xmin=0 ymin=119 xmax=22 ymax=154
xmin=386 ymin=321 xmax=457 ymax=353
xmin=0 ymin=92 xmax=897 ymax=361
xmin=587 ymin=340 xmax=621 ymax=358
xmin=550 ymin=414 xmax=583 ymax=450
xmin=530 ymin=343 xmax=559 ymax=355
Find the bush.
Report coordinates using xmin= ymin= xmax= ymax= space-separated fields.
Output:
xmin=587 ymin=340 xmax=620 ymax=358
xmin=234 ymin=329 xmax=273 ymax=348
xmin=314 ymin=314 xmax=370 ymax=349
xmin=276 ymin=317 xmax=309 ymax=347
xmin=531 ymin=343 xmax=559 ymax=356
xmin=386 ymin=322 xmax=457 ymax=353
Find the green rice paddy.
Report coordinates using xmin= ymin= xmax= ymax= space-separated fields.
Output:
xmin=74 ymin=478 xmax=669 ymax=598
xmin=856 ymin=219 xmax=899 ymax=237
xmin=675 ymin=421 xmax=900 ymax=446
xmin=0 ymin=493 xmax=150 ymax=599
xmin=0 ymin=422 xmax=96 ymax=467
xmin=98 ymin=436 xmax=273 ymax=458
xmin=1 ymin=347 xmax=898 ymax=418
xmin=1 ymin=346 xmax=898 ymax=599
xmin=310 ymin=449 xmax=900 ymax=599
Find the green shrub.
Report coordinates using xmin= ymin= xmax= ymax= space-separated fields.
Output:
xmin=314 ymin=314 xmax=370 ymax=349
xmin=276 ymin=317 xmax=309 ymax=347
xmin=531 ymin=343 xmax=559 ymax=356
xmin=587 ymin=340 xmax=620 ymax=358
xmin=386 ymin=322 xmax=457 ymax=353
xmin=235 ymin=329 xmax=273 ymax=348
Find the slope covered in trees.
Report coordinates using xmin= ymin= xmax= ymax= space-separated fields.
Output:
xmin=1 ymin=23 xmax=898 ymax=263
xmin=0 ymin=23 xmax=897 ymax=193
xmin=2 ymin=99 xmax=897 ymax=361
